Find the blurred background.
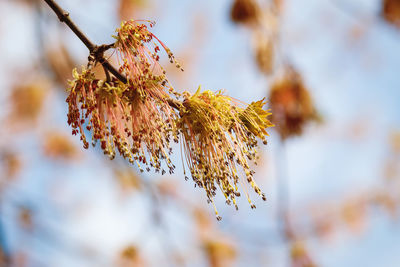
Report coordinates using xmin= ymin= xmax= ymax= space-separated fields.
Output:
xmin=0 ymin=0 xmax=400 ymax=266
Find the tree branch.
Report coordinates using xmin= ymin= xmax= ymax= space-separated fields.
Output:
xmin=43 ymin=0 xmax=121 ymax=77
xmin=43 ymin=0 xmax=94 ymax=51
xmin=42 ymin=0 xmax=182 ymax=110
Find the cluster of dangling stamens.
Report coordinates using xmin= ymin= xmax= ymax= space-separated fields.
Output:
xmin=177 ymin=89 xmax=273 ymax=219
xmin=66 ymin=20 xmax=274 ymax=219
xmin=66 ymin=68 xmax=178 ymax=174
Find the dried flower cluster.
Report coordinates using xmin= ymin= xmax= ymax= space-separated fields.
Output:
xmin=254 ymin=32 xmax=275 ymax=75
xmin=382 ymin=0 xmax=400 ymax=29
xmin=66 ymin=20 xmax=273 ymax=217
xmin=68 ymin=20 xmax=181 ymax=174
xmin=230 ymin=0 xmax=280 ymax=76
xmin=230 ymin=0 xmax=260 ymax=26
xmin=268 ymin=68 xmax=319 ymax=139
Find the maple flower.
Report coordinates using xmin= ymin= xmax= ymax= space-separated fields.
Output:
xmin=114 ymin=19 xmax=183 ymax=98
xmin=66 ymin=67 xmax=177 ymax=174
xmin=66 ymin=20 xmax=186 ymax=174
xmin=65 ymin=19 xmax=274 ymax=219
xmin=177 ymin=88 xmax=273 ymax=219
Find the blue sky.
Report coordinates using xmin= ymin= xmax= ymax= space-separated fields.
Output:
xmin=1 ymin=0 xmax=400 ymax=266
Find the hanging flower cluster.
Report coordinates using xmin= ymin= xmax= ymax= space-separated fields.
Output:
xmin=382 ymin=0 xmax=400 ymax=29
xmin=230 ymin=0 xmax=260 ymax=26
xmin=66 ymin=66 xmax=178 ymax=175
xmin=66 ymin=20 xmax=273 ymax=218
xmin=178 ymin=88 xmax=273 ymax=218
xmin=229 ymin=0 xmax=281 ymax=76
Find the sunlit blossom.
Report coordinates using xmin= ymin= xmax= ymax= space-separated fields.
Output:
xmin=66 ymin=21 xmax=273 ymax=217
xmin=178 ymin=88 xmax=273 ymax=219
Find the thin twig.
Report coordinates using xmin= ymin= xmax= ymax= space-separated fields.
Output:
xmin=43 ymin=0 xmax=119 ymax=76
xmin=102 ymin=65 xmax=111 ymax=82
xmin=276 ymin=139 xmax=293 ymax=240
xmin=42 ymin=0 xmax=182 ymax=110
xmin=43 ymin=0 xmax=94 ymax=50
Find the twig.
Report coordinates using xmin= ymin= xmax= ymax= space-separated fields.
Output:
xmin=43 ymin=0 xmax=94 ymax=50
xmin=42 ymin=0 xmax=182 ymax=110
xmin=43 ymin=0 xmax=124 ymax=78
xmin=276 ymin=139 xmax=293 ymax=240
xmin=102 ymin=65 xmax=111 ymax=82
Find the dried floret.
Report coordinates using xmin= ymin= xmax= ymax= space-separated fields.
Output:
xmin=382 ymin=0 xmax=400 ymax=29
xmin=269 ymin=68 xmax=319 ymax=139
xmin=253 ymin=33 xmax=275 ymax=75
xmin=230 ymin=0 xmax=260 ymax=26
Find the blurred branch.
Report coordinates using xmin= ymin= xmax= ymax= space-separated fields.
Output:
xmin=326 ymin=0 xmax=378 ymax=24
xmin=276 ymin=140 xmax=293 ymax=240
xmin=0 ymin=208 xmax=11 ymax=266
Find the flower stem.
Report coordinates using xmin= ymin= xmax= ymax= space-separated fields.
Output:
xmin=42 ymin=0 xmax=182 ymax=110
xmin=42 ymin=0 xmax=126 ymax=82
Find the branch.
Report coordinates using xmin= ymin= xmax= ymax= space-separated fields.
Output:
xmin=276 ymin=140 xmax=294 ymax=240
xmin=43 ymin=0 xmax=118 ymax=72
xmin=43 ymin=0 xmax=94 ymax=51
xmin=43 ymin=0 xmax=120 ymax=75
xmin=42 ymin=0 xmax=182 ymax=110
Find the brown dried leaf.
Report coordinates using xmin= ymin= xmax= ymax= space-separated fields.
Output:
xmin=230 ymin=0 xmax=260 ymax=26
xmin=269 ymin=67 xmax=320 ymax=139
xmin=382 ymin=0 xmax=400 ymax=29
